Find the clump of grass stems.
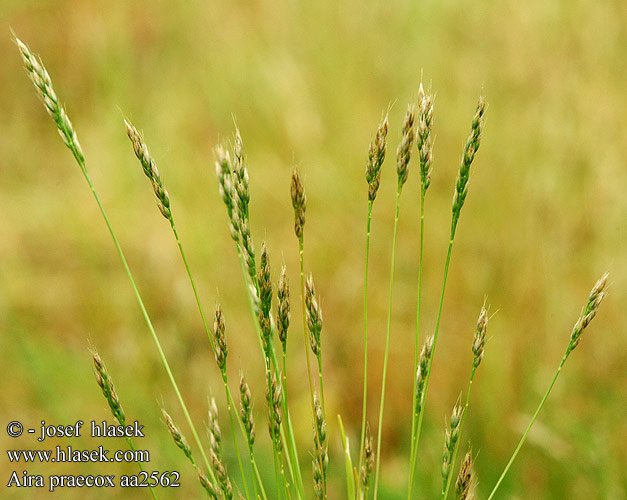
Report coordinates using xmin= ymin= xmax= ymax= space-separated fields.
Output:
xmin=16 ymin=34 xmax=610 ymax=500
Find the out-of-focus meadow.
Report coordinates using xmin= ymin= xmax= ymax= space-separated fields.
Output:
xmin=1 ymin=1 xmax=625 ymax=499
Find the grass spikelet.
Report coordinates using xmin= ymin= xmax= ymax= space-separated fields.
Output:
xmin=291 ymin=169 xmax=307 ymax=239
xmin=566 ymin=271 xmax=608 ymax=355
xmin=14 ymin=37 xmax=84 ymax=160
xmin=198 ymin=468 xmax=220 ymax=499
xmin=414 ymin=336 xmax=434 ymax=417
xmin=124 ymin=119 xmax=171 ymax=220
xmin=451 ymin=97 xmax=486 ymax=236
xmin=314 ymin=393 xmax=328 ymax=474
xmin=214 ymin=305 xmax=228 ymax=375
xmin=208 ymin=397 xmax=222 ymax=456
xmin=211 ymin=449 xmax=234 ymax=500
xmin=91 ymin=349 xmax=126 ymax=427
xmin=277 ymin=265 xmax=290 ymax=352
xmin=257 ymin=242 xmax=273 ymax=356
xmin=215 ymin=145 xmax=240 ymax=242
xmin=366 ymin=113 xmax=389 ymax=202
xmin=472 ymin=304 xmax=488 ymax=368
xmin=361 ymin=424 xmax=375 ymax=498
xmin=441 ymin=403 xmax=463 ymax=493
xmin=239 ymin=373 xmax=255 ymax=447
xmin=266 ymin=372 xmax=283 ymax=452
xmin=208 ymin=398 xmax=233 ymax=500
xmin=416 ymin=83 xmax=434 ymax=194
xmin=396 ymin=103 xmax=416 ymax=189
xmin=454 ymin=450 xmax=473 ymax=500
xmin=162 ymin=409 xmax=194 ymax=464
xmin=305 ymin=273 xmax=323 ymax=358
xmin=312 ymin=392 xmax=328 ymax=500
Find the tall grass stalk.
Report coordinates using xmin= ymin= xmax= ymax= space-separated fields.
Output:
xmin=373 ymin=103 xmax=416 ymax=500
xmin=408 ymin=83 xmax=434 ymax=497
xmin=487 ymin=272 xmax=608 ymax=500
xmin=14 ymin=36 xmax=214 ymax=477
xmin=359 ymin=113 xmax=389 ymax=499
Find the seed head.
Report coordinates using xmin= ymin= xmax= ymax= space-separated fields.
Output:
xmin=305 ymin=273 xmax=323 ymax=357
xmin=415 ymin=336 xmax=434 ymax=415
xmin=451 ymin=97 xmax=486 ymax=235
xmin=208 ymin=397 xmax=222 ymax=456
xmin=15 ymin=37 xmax=84 ymax=161
xmin=125 ymin=119 xmax=172 ymax=220
xmin=277 ymin=266 xmax=290 ymax=350
xmin=567 ymin=272 xmax=609 ymax=355
xmin=162 ymin=409 xmax=193 ymax=463
xmin=91 ymin=349 xmax=126 ymax=426
xmin=197 ymin=468 xmax=219 ymax=500
xmin=213 ymin=305 xmax=228 ymax=374
xmin=239 ymin=372 xmax=255 ymax=447
xmin=442 ymin=403 xmax=463 ymax=481
xmin=455 ymin=450 xmax=473 ymax=500
xmin=472 ymin=303 xmax=488 ymax=368
xmin=396 ymin=103 xmax=416 ymax=188
xmin=291 ymin=169 xmax=307 ymax=238
xmin=417 ymin=83 xmax=434 ymax=194
xmin=361 ymin=424 xmax=375 ymax=490
xmin=366 ymin=113 xmax=389 ymax=202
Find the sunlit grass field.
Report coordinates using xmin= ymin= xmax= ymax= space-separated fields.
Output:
xmin=1 ymin=1 xmax=625 ymax=499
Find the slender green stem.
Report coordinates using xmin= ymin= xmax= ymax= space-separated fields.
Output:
xmin=170 ymin=220 xmax=254 ymax=497
xmin=65 ymin=142 xmax=213 ymax=478
xmin=487 ymin=356 xmax=567 ymax=500
xmin=411 ymin=238 xmax=454 ymax=480
xmin=407 ymin=193 xmax=426 ymax=498
xmin=223 ymin=380 xmax=252 ymax=500
xmin=373 ymin=185 xmax=402 ymax=500
xmin=125 ymin=437 xmax=159 ymax=500
xmin=169 ymin=221 xmax=215 ymax=351
xmin=358 ymin=200 xmax=374 ymax=500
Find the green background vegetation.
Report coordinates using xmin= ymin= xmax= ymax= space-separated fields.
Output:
xmin=1 ymin=1 xmax=625 ymax=499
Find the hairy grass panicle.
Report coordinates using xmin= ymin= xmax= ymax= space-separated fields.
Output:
xmin=162 ymin=409 xmax=194 ymax=464
xmin=125 ymin=119 xmax=171 ymax=220
xmin=567 ymin=271 xmax=608 ymax=355
xmin=451 ymin=97 xmax=486 ymax=235
xmin=239 ymin=373 xmax=255 ymax=447
xmin=277 ymin=265 xmax=290 ymax=351
xmin=15 ymin=37 xmax=84 ymax=159
xmin=396 ymin=104 xmax=416 ymax=188
xmin=441 ymin=403 xmax=463 ymax=490
xmin=366 ymin=114 xmax=389 ymax=202
xmin=414 ymin=335 xmax=434 ymax=416
xmin=416 ymin=83 xmax=434 ymax=194
xmin=305 ymin=273 xmax=323 ymax=357
xmin=91 ymin=349 xmax=126 ymax=427
xmin=291 ymin=169 xmax=307 ymax=239
xmin=455 ymin=450 xmax=473 ymax=500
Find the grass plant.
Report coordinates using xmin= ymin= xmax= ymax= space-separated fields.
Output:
xmin=15 ymin=33 xmax=610 ymax=500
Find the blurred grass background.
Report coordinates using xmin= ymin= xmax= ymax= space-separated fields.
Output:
xmin=1 ymin=0 xmax=625 ymax=499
